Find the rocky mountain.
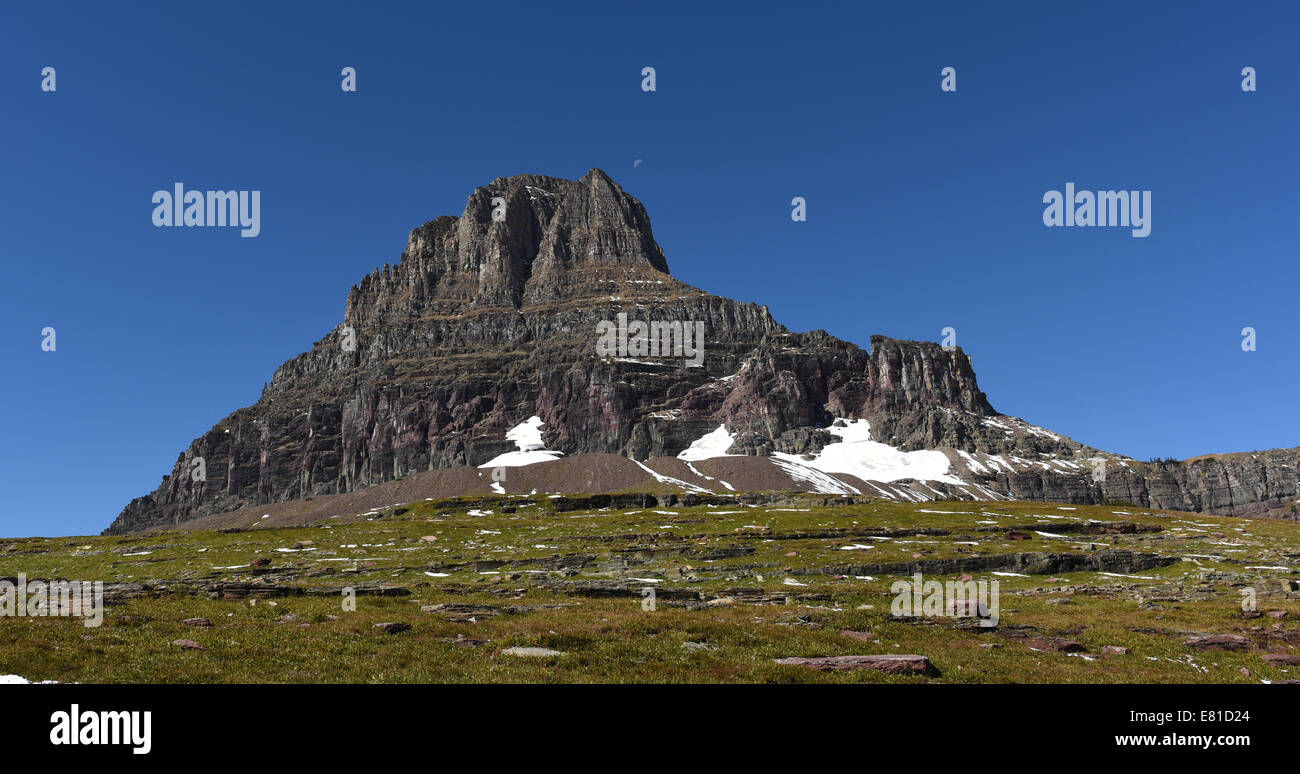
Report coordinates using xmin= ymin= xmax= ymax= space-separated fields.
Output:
xmin=105 ymin=169 xmax=1300 ymax=534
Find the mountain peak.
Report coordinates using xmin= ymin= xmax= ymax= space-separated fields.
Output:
xmin=348 ymin=170 xmax=670 ymax=323
xmin=103 ymin=171 xmax=1300 ymax=535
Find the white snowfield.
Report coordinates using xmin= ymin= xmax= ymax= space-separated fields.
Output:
xmin=1 ymin=674 xmax=59 ymax=684
xmin=471 ymin=415 xmax=1026 ymax=503
xmin=478 ymin=416 xmax=564 ymax=468
xmin=771 ymin=419 xmax=963 ymax=487
xmin=674 ymin=419 xmax=990 ymax=500
xmin=631 ymin=459 xmax=711 ymax=494
xmin=772 ymin=456 xmax=859 ymax=496
xmin=677 ymin=425 xmax=736 ymax=461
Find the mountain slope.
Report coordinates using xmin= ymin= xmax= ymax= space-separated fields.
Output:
xmin=106 ymin=169 xmax=1300 ymax=533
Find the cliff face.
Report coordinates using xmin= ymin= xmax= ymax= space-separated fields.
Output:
xmin=106 ymin=169 xmax=1299 ymax=534
xmin=982 ymin=450 xmax=1300 ymax=520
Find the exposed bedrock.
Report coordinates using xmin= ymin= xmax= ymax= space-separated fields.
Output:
xmin=105 ymin=170 xmax=1300 ymax=533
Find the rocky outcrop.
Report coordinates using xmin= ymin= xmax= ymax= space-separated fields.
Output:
xmin=794 ymin=549 xmax=1180 ymax=579
xmin=105 ymin=169 xmax=1300 ymax=534
xmin=972 ymin=449 xmax=1300 ymax=520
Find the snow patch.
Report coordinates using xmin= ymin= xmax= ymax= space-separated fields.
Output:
xmin=956 ymin=450 xmax=990 ymax=474
xmin=631 ymin=459 xmax=711 ymax=494
xmin=770 ymin=457 xmax=860 ymax=495
xmin=772 ymin=419 xmax=962 ymax=486
xmin=479 ymin=416 xmax=564 ymax=468
xmin=678 ymin=425 xmax=736 ymax=461
xmin=0 ymin=674 xmax=59 ymax=684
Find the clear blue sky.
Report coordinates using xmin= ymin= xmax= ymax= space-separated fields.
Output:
xmin=2 ymin=1 xmax=1296 ymax=537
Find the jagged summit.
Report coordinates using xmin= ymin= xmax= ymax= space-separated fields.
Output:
xmin=105 ymin=171 xmax=1300 ymax=534
xmin=348 ymin=168 xmax=670 ymax=318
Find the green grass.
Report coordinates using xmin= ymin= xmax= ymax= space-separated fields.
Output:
xmin=2 ymin=498 xmax=1298 ymax=683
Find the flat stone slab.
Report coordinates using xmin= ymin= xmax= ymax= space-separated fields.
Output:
xmin=421 ymin=603 xmax=500 ymax=621
xmin=501 ymin=646 xmax=564 ymax=658
xmin=1186 ymin=634 xmax=1252 ymax=652
xmin=1262 ymin=653 xmax=1300 ymax=666
xmin=839 ymin=630 xmax=878 ymax=642
xmin=1020 ymin=637 xmax=1086 ymax=653
xmin=774 ymin=654 xmax=937 ymax=675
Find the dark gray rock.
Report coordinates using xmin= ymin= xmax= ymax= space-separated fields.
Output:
xmin=104 ymin=169 xmax=1300 ymax=534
